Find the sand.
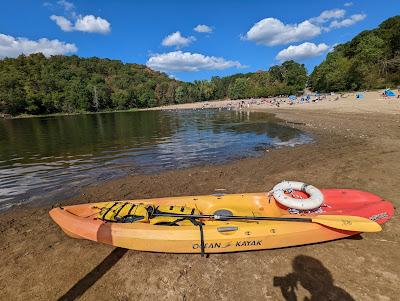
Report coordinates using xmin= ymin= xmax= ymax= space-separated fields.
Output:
xmin=151 ymin=90 xmax=400 ymax=115
xmin=1 ymin=91 xmax=399 ymax=300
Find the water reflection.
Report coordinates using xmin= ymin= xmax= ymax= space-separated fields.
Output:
xmin=0 ymin=109 xmax=312 ymax=210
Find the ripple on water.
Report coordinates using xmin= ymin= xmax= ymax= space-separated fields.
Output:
xmin=0 ymin=109 xmax=312 ymax=210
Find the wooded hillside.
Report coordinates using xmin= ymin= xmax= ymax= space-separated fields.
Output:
xmin=310 ymin=16 xmax=400 ymax=92
xmin=0 ymin=54 xmax=306 ymax=115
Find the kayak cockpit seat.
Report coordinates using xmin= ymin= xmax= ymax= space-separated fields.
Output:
xmin=96 ymin=202 xmax=200 ymax=226
xmin=97 ymin=202 xmax=152 ymax=223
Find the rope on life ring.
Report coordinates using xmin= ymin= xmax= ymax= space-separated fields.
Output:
xmin=272 ymin=181 xmax=324 ymax=210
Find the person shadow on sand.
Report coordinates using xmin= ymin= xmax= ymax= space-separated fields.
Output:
xmin=273 ymin=255 xmax=355 ymax=301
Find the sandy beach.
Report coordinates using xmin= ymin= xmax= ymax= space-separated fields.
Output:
xmin=1 ymin=91 xmax=399 ymax=300
xmin=152 ymin=90 xmax=400 ymax=115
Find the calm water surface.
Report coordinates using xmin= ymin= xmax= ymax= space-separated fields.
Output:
xmin=0 ymin=109 xmax=312 ymax=210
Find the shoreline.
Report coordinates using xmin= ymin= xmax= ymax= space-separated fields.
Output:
xmin=3 ymin=89 xmax=399 ymax=120
xmin=5 ymin=108 xmax=140 ymax=120
xmin=1 ymin=101 xmax=399 ymax=300
xmin=149 ymin=90 xmax=400 ymax=115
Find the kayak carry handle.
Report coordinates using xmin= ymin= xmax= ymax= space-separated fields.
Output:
xmin=217 ymin=226 xmax=238 ymax=232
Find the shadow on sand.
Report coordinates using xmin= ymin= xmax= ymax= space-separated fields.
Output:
xmin=58 ymin=247 xmax=128 ymax=301
xmin=273 ymin=255 xmax=354 ymax=301
xmin=345 ymin=234 xmax=363 ymax=240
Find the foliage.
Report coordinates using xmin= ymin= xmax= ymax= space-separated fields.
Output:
xmin=0 ymin=54 xmax=307 ymax=116
xmin=0 ymin=54 xmax=176 ymax=115
xmin=208 ymin=61 xmax=307 ymax=100
xmin=310 ymin=15 xmax=400 ymax=92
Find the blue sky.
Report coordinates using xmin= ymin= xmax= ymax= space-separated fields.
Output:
xmin=1 ymin=0 xmax=399 ymax=81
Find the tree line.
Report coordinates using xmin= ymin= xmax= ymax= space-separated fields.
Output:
xmin=0 ymin=53 xmax=307 ymax=116
xmin=310 ymin=16 xmax=400 ymax=92
xmin=0 ymin=54 xmax=179 ymax=115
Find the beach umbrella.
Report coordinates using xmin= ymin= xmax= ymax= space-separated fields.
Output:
xmin=384 ymin=89 xmax=396 ymax=97
xmin=356 ymin=93 xmax=364 ymax=99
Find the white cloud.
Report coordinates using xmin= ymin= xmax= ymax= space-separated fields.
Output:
xmin=276 ymin=42 xmax=329 ymax=61
xmin=161 ymin=31 xmax=195 ymax=48
xmin=194 ymin=24 xmax=213 ymax=33
xmin=74 ymin=15 xmax=111 ymax=33
xmin=329 ymin=14 xmax=366 ymax=29
xmin=50 ymin=14 xmax=111 ymax=34
xmin=146 ymin=51 xmax=245 ymax=72
xmin=244 ymin=8 xmax=366 ymax=46
xmin=243 ymin=18 xmax=321 ymax=46
xmin=57 ymin=0 xmax=75 ymax=11
xmin=0 ymin=33 xmax=77 ymax=58
xmin=344 ymin=2 xmax=353 ymax=7
xmin=309 ymin=9 xmax=346 ymax=24
xmin=50 ymin=15 xmax=73 ymax=32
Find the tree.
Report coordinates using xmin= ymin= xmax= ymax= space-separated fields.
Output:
xmin=310 ymin=16 xmax=400 ymax=91
xmin=111 ymin=90 xmax=130 ymax=109
xmin=191 ymin=80 xmax=216 ymax=102
xmin=228 ymin=78 xmax=250 ymax=99
xmin=174 ymin=85 xmax=186 ymax=104
xmin=0 ymin=54 xmax=178 ymax=115
xmin=211 ymin=76 xmax=226 ymax=100
xmin=281 ymin=60 xmax=308 ymax=92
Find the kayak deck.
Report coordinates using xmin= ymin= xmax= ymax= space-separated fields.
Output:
xmin=49 ymin=189 xmax=394 ymax=253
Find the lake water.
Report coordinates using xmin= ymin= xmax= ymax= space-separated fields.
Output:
xmin=0 ymin=109 xmax=312 ymax=211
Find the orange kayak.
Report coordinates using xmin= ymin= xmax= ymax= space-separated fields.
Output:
xmin=49 ymin=189 xmax=393 ymax=254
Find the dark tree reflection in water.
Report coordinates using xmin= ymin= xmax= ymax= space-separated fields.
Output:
xmin=0 ymin=109 xmax=312 ymax=210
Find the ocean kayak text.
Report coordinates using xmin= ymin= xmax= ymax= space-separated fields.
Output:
xmin=192 ymin=240 xmax=262 ymax=249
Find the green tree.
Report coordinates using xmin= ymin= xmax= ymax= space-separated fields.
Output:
xmin=228 ymin=78 xmax=250 ymax=99
xmin=0 ymin=54 xmax=178 ymax=115
xmin=310 ymin=16 xmax=400 ymax=91
xmin=174 ymin=85 xmax=186 ymax=104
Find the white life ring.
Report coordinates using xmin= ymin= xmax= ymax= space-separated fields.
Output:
xmin=272 ymin=181 xmax=324 ymax=210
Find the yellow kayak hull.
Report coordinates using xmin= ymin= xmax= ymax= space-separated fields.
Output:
xmin=49 ymin=190 xmax=393 ymax=253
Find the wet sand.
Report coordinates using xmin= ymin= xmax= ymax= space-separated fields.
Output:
xmin=1 ymin=98 xmax=399 ymax=300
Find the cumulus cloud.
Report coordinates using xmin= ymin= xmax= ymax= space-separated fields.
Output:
xmin=146 ymin=51 xmax=245 ymax=72
xmin=48 ymin=1 xmax=110 ymax=34
xmin=0 ymin=33 xmax=77 ymax=58
xmin=194 ymin=24 xmax=213 ymax=33
xmin=50 ymin=15 xmax=73 ymax=31
xmin=276 ymin=42 xmax=329 ymax=61
xmin=242 ymin=18 xmax=321 ymax=46
xmin=161 ymin=31 xmax=195 ymax=48
xmin=344 ymin=2 xmax=353 ymax=7
xmin=74 ymin=15 xmax=111 ymax=33
xmin=329 ymin=14 xmax=366 ymax=29
xmin=244 ymin=8 xmax=366 ymax=46
xmin=50 ymin=14 xmax=111 ymax=34
xmin=309 ymin=9 xmax=346 ymax=24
